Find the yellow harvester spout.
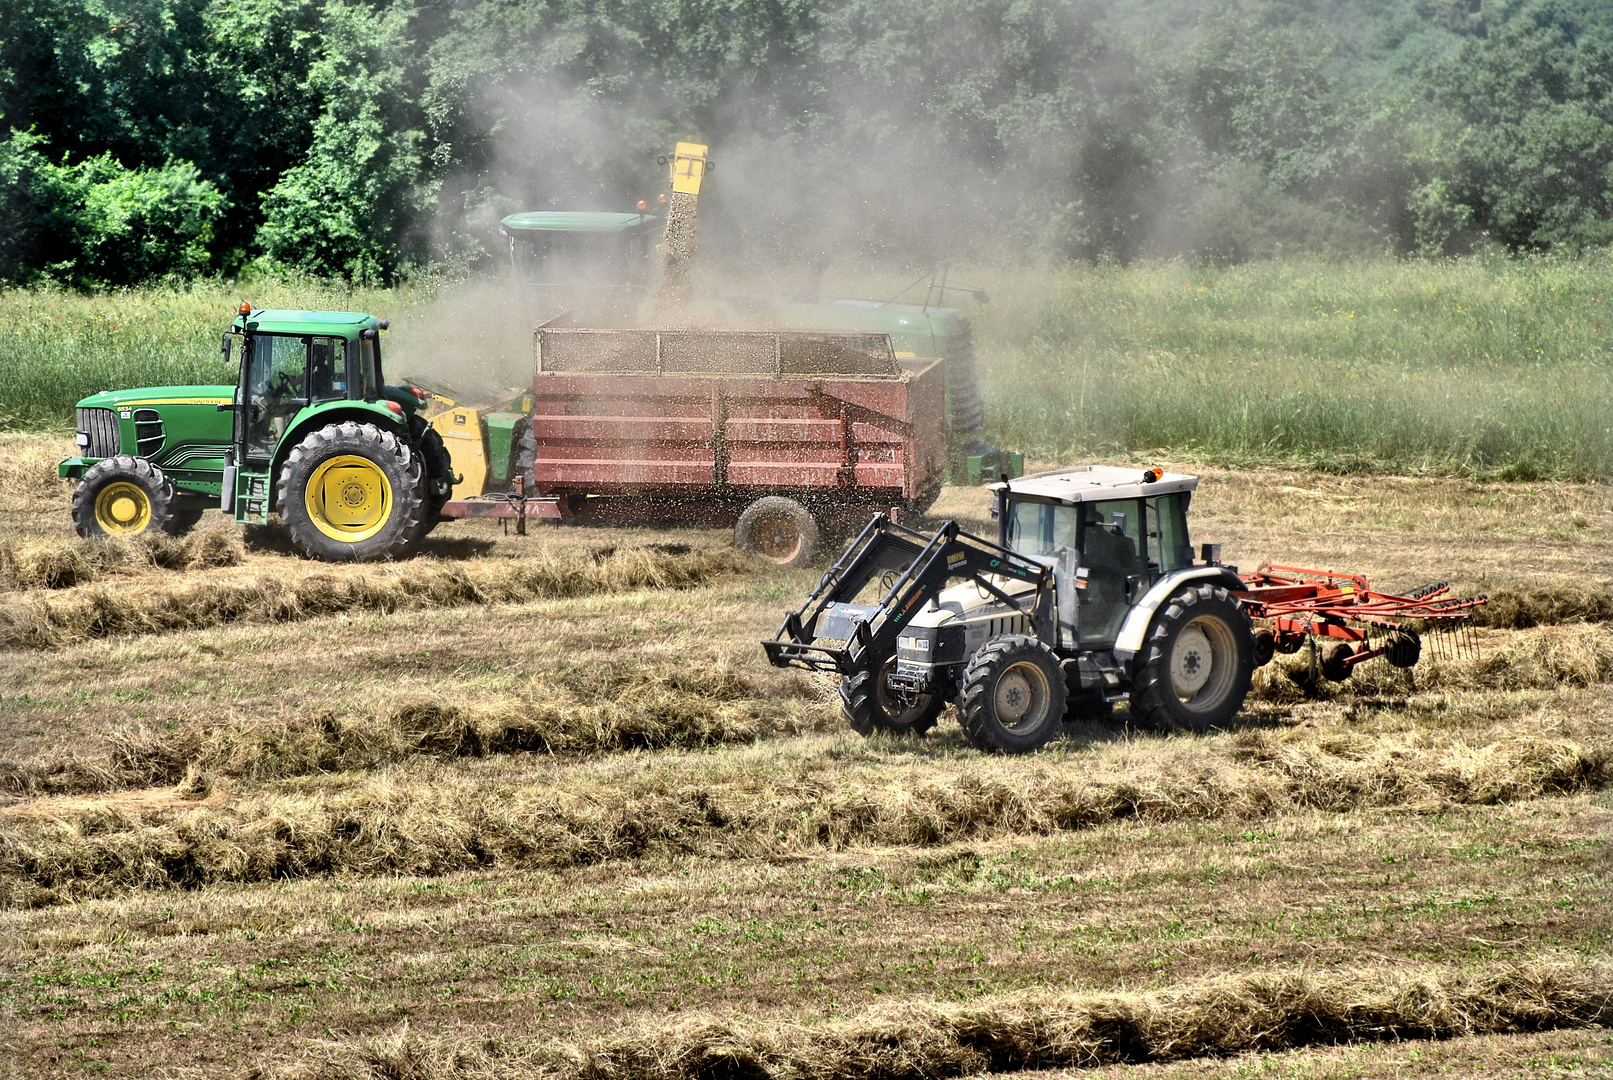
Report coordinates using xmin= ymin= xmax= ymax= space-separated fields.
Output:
xmin=667 ymin=142 xmax=710 ymax=195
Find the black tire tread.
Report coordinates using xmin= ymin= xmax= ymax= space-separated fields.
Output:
xmin=735 ymin=496 xmax=819 ymax=568
xmin=1128 ymin=583 xmax=1255 ymax=732
xmin=956 ymin=633 xmax=1068 ymax=754
xmin=71 ymin=455 xmax=183 ymax=539
xmin=839 ymin=651 xmax=943 ymax=737
xmin=276 ymin=421 xmax=426 ymax=562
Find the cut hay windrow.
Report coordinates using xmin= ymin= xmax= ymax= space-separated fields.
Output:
xmin=1 ymin=730 xmax=1602 ymax=904
xmin=0 ymin=531 xmax=243 ymax=590
xmin=0 ymin=662 xmax=830 ymax=797
xmin=0 ymin=544 xmax=743 ymax=648
xmin=1476 ymin=583 xmax=1613 ymax=629
xmin=267 ymin=962 xmax=1612 ymax=1080
xmin=1249 ymin=622 xmax=1613 ymax=701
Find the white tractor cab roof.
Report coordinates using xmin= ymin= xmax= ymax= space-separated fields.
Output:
xmin=988 ymin=464 xmax=1197 ymax=504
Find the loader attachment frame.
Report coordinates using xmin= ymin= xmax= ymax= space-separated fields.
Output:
xmin=762 ymin=514 xmax=1054 ymax=676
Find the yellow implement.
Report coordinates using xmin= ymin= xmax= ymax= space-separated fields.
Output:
xmin=430 ymin=406 xmax=488 ymax=499
xmin=667 ymin=142 xmax=710 ymax=195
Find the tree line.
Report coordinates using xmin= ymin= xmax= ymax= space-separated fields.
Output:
xmin=2 ymin=0 xmax=1610 ymax=287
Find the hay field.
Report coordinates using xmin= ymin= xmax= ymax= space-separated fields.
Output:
xmin=0 ymin=432 xmax=1610 ymax=1078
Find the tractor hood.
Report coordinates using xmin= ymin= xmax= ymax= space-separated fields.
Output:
xmin=75 ymin=385 xmax=234 ymax=410
xmin=906 ymin=576 xmax=1040 ymax=630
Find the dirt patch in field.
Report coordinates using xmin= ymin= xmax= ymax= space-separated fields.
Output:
xmin=268 ymin=962 xmax=1611 ymax=1080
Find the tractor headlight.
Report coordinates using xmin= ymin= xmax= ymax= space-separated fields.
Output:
xmin=75 ymin=432 xmax=90 ymax=447
xmin=897 ymin=634 xmax=932 ymax=657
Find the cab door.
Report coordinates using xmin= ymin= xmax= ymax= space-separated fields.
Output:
xmin=1076 ymin=498 xmax=1145 ymax=646
xmin=239 ymin=334 xmax=311 ymax=469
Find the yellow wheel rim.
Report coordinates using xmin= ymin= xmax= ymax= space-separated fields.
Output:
xmin=305 ymin=455 xmax=392 ymax=543
xmin=94 ymin=482 xmax=152 ymax=534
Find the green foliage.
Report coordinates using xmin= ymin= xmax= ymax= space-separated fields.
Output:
xmin=2 ymin=0 xmax=1613 ymax=281
xmin=1420 ymin=1 xmax=1613 ymax=252
xmin=0 ymin=130 xmax=224 ymax=288
xmin=257 ymin=0 xmax=435 ymax=280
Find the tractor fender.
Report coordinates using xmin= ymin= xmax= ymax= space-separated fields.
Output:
xmin=1112 ymin=567 xmax=1247 ymax=664
xmin=267 ymin=401 xmax=411 ymax=508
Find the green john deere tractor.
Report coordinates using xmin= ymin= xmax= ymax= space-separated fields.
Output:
xmin=59 ymin=304 xmax=454 ymax=561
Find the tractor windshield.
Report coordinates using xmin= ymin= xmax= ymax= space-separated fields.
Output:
xmin=1004 ymin=498 xmax=1076 ymax=558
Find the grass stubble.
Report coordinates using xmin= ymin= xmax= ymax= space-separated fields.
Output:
xmin=0 ymin=436 xmax=1611 ymax=1076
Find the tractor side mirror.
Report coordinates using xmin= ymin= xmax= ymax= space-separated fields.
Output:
xmin=1109 ymin=512 xmax=1127 ymax=534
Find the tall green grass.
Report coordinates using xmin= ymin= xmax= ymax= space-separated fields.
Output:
xmin=3 ymin=257 xmax=1611 ymax=478
xmin=0 ymin=278 xmax=549 ymax=426
xmin=971 ymin=257 xmax=1613 ymax=480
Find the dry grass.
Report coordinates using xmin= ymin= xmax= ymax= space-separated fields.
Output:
xmin=0 ymin=542 xmax=742 ymax=648
xmin=1477 ymin=583 xmax=1613 ymax=628
xmin=0 ymin=530 xmax=243 ymax=590
xmin=269 ymin=962 xmax=1613 ymax=1080
xmin=0 ymin=661 xmax=829 ymax=797
xmin=1250 ymin=623 xmax=1613 ymax=701
xmin=2 ymin=726 xmax=1602 ymax=905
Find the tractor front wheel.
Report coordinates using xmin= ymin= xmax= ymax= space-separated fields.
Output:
xmin=1130 ymin=583 xmax=1255 ymax=732
xmin=277 ymin=421 xmax=427 ymax=562
xmin=841 ymin=653 xmax=944 ymax=738
xmin=71 ymin=456 xmax=184 ymax=540
xmin=957 ymin=634 xmax=1068 ymax=754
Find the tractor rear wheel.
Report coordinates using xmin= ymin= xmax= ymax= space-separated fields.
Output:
xmin=405 ymin=422 xmax=454 ymax=543
xmin=1129 ymin=583 xmax=1255 ymax=732
xmin=841 ymin=652 xmax=944 ymax=738
xmin=735 ymin=496 xmax=819 ymax=567
xmin=957 ymin=634 xmax=1068 ymax=754
xmin=277 ymin=421 xmax=427 ymax=562
xmin=71 ymin=456 xmax=184 ymax=539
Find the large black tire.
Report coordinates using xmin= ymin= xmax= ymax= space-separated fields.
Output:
xmin=957 ymin=634 xmax=1069 ymax=754
xmin=734 ymin=496 xmax=819 ymax=567
xmin=840 ymin=652 xmax=945 ymax=737
xmin=406 ymin=422 xmax=455 ymax=543
xmin=1129 ymin=583 xmax=1255 ymax=732
xmin=71 ymin=456 xmax=184 ymax=539
xmin=277 ymin=421 xmax=427 ymax=562
xmin=516 ymin=419 xmax=537 ymax=488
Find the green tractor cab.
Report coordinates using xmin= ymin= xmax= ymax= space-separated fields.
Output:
xmin=60 ymin=305 xmax=455 ymax=562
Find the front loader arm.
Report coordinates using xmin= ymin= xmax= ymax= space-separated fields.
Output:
xmin=762 ymin=515 xmax=1053 ymax=675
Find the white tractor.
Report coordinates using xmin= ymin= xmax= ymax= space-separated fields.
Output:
xmin=764 ymin=466 xmax=1259 ymax=753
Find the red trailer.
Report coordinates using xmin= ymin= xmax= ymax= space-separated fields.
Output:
xmin=446 ymin=328 xmax=948 ymax=565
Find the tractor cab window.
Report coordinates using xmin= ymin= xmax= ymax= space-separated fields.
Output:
xmin=1003 ymin=499 xmax=1076 ymax=559
xmin=242 ymin=334 xmax=309 ymax=464
xmin=356 ymin=334 xmax=382 ymax=400
xmin=1077 ymin=498 xmax=1144 ymax=645
xmin=307 ymin=336 xmax=347 ymax=401
xmin=1147 ymin=494 xmax=1192 ymax=572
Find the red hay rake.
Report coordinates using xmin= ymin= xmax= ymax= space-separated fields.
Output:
xmin=1234 ymin=565 xmax=1488 ymax=681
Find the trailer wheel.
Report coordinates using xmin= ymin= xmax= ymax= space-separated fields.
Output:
xmin=735 ymin=496 xmax=819 ymax=567
xmin=1130 ymin=583 xmax=1254 ymax=732
xmin=957 ymin=634 xmax=1068 ymax=754
xmin=71 ymin=456 xmax=184 ymax=539
xmin=277 ymin=421 xmax=427 ymax=562
xmin=841 ymin=653 xmax=944 ymax=738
